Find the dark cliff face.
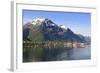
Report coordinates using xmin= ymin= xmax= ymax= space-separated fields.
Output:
xmin=23 ymin=18 xmax=90 ymax=43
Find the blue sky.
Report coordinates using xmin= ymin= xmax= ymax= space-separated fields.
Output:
xmin=23 ymin=10 xmax=91 ymax=36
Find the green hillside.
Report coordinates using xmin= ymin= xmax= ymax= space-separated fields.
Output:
xmin=28 ymin=28 xmax=44 ymax=42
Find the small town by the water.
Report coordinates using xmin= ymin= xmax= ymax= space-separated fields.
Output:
xmin=23 ymin=41 xmax=89 ymax=49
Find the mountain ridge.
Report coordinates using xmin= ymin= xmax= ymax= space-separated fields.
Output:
xmin=23 ymin=18 xmax=90 ymax=44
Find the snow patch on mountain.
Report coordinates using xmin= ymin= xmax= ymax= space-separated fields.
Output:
xmin=59 ymin=25 xmax=67 ymax=29
xmin=31 ymin=17 xmax=46 ymax=25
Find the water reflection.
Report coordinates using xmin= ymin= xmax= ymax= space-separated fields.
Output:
xmin=23 ymin=46 xmax=90 ymax=62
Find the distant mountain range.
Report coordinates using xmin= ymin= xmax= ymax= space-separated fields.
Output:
xmin=23 ymin=18 xmax=91 ymax=44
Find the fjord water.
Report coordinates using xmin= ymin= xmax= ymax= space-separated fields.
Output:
xmin=23 ymin=46 xmax=91 ymax=62
xmin=40 ymin=47 xmax=91 ymax=61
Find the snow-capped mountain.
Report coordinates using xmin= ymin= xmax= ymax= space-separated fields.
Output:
xmin=31 ymin=18 xmax=46 ymax=25
xmin=31 ymin=18 xmax=56 ymax=26
xmin=23 ymin=18 xmax=90 ymax=43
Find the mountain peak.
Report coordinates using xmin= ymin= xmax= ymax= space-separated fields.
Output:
xmin=31 ymin=17 xmax=46 ymax=25
xmin=66 ymin=28 xmax=74 ymax=34
xmin=31 ymin=18 xmax=56 ymax=26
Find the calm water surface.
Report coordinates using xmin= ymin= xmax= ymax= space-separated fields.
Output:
xmin=23 ymin=46 xmax=91 ymax=62
xmin=41 ymin=47 xmax=90 ymax=61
